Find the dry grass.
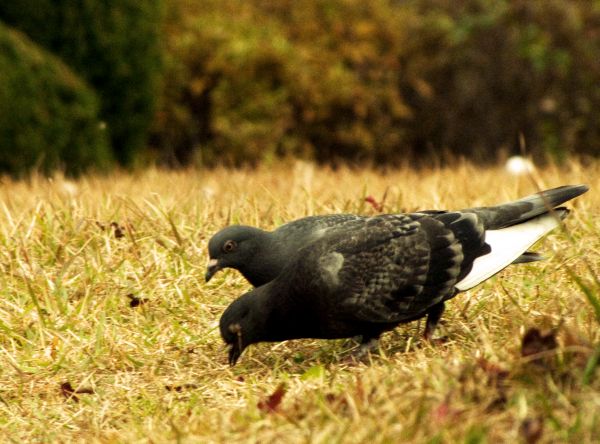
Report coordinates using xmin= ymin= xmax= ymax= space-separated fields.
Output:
xmin=0 ymin=160 xmax=598 ymax=443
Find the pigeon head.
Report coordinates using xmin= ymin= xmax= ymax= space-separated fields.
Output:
xmin=206 ymin=225 xmax=269 ymax=284
xmin=219 ymin=290 xmax=267 ymax=365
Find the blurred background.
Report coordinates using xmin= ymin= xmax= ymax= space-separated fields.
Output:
xmin=0 ymin=0 xmax=598 ymax=176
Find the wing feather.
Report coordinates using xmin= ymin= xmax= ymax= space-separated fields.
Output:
xmin=314 ymin=212 xmax=492 ymax=323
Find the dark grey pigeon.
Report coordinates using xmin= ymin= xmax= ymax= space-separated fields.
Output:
xmin=206 ymin=185 xmax=588 ymax=286
xmin=219 ymin=185 xmax=588 ymax=365
xmin=206 ymin=214 xmax=363 ymax=285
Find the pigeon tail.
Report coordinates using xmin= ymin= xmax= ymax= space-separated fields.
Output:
xmin=512 ymin=251 xmax=545 ymax=264
xmin=455 ymin=209 xmax=567 ymax=291
xmin=464 ymin=184 xmax=588 ymax=229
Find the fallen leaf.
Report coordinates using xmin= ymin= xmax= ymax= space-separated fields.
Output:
xmin=127 ymin=294 xmax=149 ymax=308
xmin=111 ymin=221 xmax=125 ymax=239
xmin=60 ymin=382 xmax=76 ymax=400
xmin=257 ymin=383 xmax=286 ymax=413
xmin=60 ymin=382 xmax=95 ymax=402
xmin=164 ymin=383 xmax=199 ymax=392
xmin=521 ymin=328 xmax=557 ymax=361
xmin=520 ymin=416 xmax=544 ymax=443
xmin=365 ymin=195 xmax=383 ymax=212
xmin=324 ymin=393 xmax=338 ymax=403
xmin=324 ymin=392 xmax=349 ymax=410
xmin=432 ymin=400 xmax=451 ymax=423
xmin=431 ymin=395 xmax=463 ymax=424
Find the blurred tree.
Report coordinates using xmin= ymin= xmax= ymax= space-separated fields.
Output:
xmin=0 ymin=0 xmax=165 ymax=166
xmin=0 ymin=23 xmax=112 ymax=176
xmin=403 ymin=0 xmax=600 ymax=161
xmin=151 ymin=0 xmax=600 ymax=166
xmin=151 ymin=0 xmax=413 ymax=166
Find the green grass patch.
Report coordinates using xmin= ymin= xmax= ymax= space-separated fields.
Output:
xmin=0 ymin=162 xmax=598 ymax=442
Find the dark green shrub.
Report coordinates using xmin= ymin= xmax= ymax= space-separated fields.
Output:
xmin=151 ymin=0 xmax=414 ymax=166
xmin=0 ymin=0 xmax=165 ymax=166
xmin=150 ymin=0 xmax=300 ymax=166
xmin=0 ymin=23 xmax=112 ymax=176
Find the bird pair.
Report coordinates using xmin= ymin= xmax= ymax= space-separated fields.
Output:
xmin=206 ymin=185 xmax=588 ymax=365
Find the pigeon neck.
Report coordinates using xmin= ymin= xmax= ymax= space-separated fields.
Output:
xmin=242 ymin=230 xmax=284 ymax=287
xmin=256 ymin=279 xmax=319 ymax=342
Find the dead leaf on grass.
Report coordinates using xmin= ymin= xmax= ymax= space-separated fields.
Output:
xmin=365 ymin=195 xmax=383 ymax=212
xmin=165 ymin=383 xmax=199 ymax=392
xmin=111 ymin=221 xmax=125 ymax=238
xmin=257 ymin=383 xmax=286 ymax=413
xmin=520 ymin=416 xmax=544 ymax=443
xmin=60 ymin=382 xmax=95 ymax=402
xmin=127 ymin=293 xmax=149 ymax=308
xmin=432 ymin=399 xmax=451 ymax=424
xmin=521 ymin=328 xmax=557 ymax=362
xmin=431 ymin=395 xmax=463 ymax=424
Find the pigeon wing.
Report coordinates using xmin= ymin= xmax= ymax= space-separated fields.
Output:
xmin=272 ymin=214 xmax=364 ymax=253
xmin=326 ymin=213 xmax=488 ymax=323
xmin=274 ymin=214 xmax=362 ymax=237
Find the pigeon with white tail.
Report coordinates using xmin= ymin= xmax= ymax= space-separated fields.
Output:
xmin=216 ymin=185 xmax=588 ymax=365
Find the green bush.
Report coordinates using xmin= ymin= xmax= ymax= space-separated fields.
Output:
xmin=151 ymin=0 xmax=600 ymax=166
xmin=152 ymin=0 xmax=413 ymax=166
xmin=0 ymin=23 xmax=112 ymax=176
xmin=0 ymin=0 xmax=165 ymax=166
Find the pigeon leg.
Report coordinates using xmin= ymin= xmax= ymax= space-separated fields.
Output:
xmin=424 ymin=302 xmax=445 ymax=341
xmin=359 ymin=337 xmax=380 ymax=355
xmin=345 ymin=334 xmax=380 ymax=360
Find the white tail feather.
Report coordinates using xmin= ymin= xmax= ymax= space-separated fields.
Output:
xmin=456 ymin=213 xmax=560 ymax=291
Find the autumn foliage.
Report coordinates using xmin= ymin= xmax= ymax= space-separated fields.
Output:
xmin=151 ymin=0 xmax=600 ymax=166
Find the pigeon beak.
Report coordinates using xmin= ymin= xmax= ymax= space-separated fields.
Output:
xmin=228 ymin=343 xmax=242 ymax=366
xmin=205 ymin=259 xmax=221 ymax=282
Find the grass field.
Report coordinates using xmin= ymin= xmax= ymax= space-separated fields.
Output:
xmin=0 ymin=160 xmax=598 ymax=443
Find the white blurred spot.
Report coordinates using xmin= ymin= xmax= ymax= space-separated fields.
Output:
xmin=202 ymin=186 xmax=215 ymax=199
xmin=505 ymin=156 xmax=535 ymax=176
xmin=61 ymin=180 xmax=78 ymax=196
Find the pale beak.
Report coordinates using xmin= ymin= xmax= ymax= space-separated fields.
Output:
xmin=205 ymin=258 xmax=221 ymax=282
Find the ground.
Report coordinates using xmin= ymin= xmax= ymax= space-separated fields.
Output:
xmin=0 ymin=160 xmax=598 ymax=442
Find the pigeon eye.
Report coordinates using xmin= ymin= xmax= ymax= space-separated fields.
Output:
xmin=223 ymin=240 xmax=237 ymax=253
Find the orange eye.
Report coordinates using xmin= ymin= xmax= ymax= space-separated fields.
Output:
xmin=223 ymin=240 xmax=237 ymax=253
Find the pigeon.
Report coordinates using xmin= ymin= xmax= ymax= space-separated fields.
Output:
xmin=218 ymin=185 xmax=588 ymax=365
xmin=206 ymin=185 xmax=587 ymax=286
